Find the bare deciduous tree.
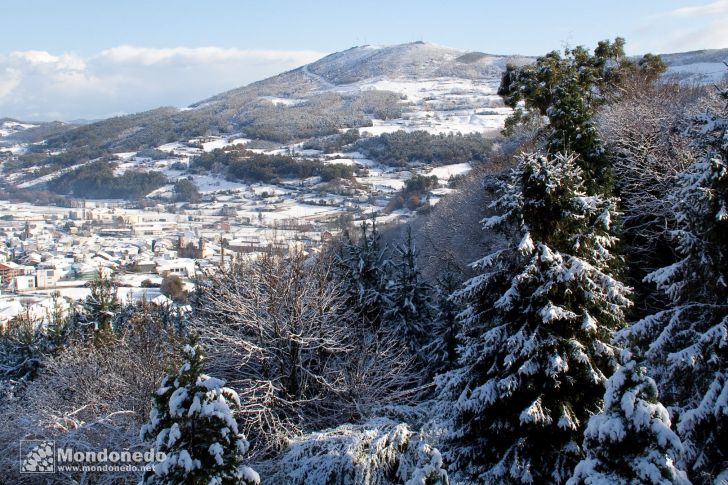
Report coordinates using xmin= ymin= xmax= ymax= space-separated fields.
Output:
xmin=190 ymin=251 xmax=421 ymax=457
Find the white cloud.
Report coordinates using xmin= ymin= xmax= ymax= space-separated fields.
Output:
xmin=96 ymin=45 xmax=324 ymax=66
xmin=629 ymin=2 xmax=728 ymax=53
xmin=0 ymin=68 xmax=22 ymax=99
xmin=662 ymin=21 xmax=728 ymax=51
xmin=0 ymin=46 xmax=326 ymax=121
xmin=665 ymin=0 xmax=728 ymax=17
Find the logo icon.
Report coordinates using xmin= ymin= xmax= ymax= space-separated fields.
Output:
xmin=20 ymin=440 xmax=55 ymax=473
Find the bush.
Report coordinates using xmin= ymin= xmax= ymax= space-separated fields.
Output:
xmin=267 ymin=418 xmax=448 ymax=485
xmin=160 ymin=273 xmax=187 ymax=303
xmin=0 ymin=305 xmax=180 ymax=484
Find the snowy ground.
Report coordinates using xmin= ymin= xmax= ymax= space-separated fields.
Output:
xmin=0 ymin=120 xmax=37 ymax=137
xmin=426 ymin=162 xmax=472 ymax=183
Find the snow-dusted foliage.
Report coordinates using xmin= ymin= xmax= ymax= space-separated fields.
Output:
xmin=598 ymin=82 xmax=699 ymax=250
xmin=0 ymin=306 xmax=179 ymax=485
xmin=384 ymin=226 xmax=436 ymax=362
xmin=268 ymin=418 xmax=448 ymax=485
xmin=337 ymin=218 xmax=391 ymax=329
xmin=545 ymin=73 xmax=610 ymax=192
xmin=499 ymin=38 xmax=658 ymax=195
xmin=569 ymin=351 xmax=689 ymax=485
xmin=191 ymin=250 xmax=420 ymax=456
xmin=80 ymin=274 xmax=121 ymax=338
xmin=140 ymin=343 xmax=259 ymax=485
xmin=621 ymin=108 xmax=728 ymax=481
xmin=424 ymin=272 xmax=463 ymax=375
xmin=597 ymin=81 xmax=703 ymax=320
xmin=437 ymin=152 xmax=631 ymax=483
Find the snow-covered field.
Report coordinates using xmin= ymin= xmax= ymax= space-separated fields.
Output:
xmin=665 ymin=62 xmax=728 ymax=84
xmin=426 ymin=162 xmax=472 ymax=182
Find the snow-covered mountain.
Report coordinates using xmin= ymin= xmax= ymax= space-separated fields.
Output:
xmin=2 ymin=42 xmax=726 ymax=155
xmin=190 ymin=42 xmax=532 ymax=139
xmin=0 ymin=42 xmax=532 ymax=152
xmin=0 ymin=119 xmax=39 ymax=138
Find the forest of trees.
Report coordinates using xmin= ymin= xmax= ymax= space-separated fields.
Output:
xmin=354 ymin=130 xmax=494 ymax=167
xmin=1 ymin=37 xmax=727 ymax=485
xmin=191 ymin=147 xmax=355 ymax=183
xmin=47 ymin=160 xmax=168 ymax=199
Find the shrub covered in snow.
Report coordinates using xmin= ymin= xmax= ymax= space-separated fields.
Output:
xmin=0 ymin=304 xmax=180 ymax=485
xmin=569 ymin=351 xmax=689 ymax=485
xmin=267 ymin=418 xmax=448 ymax=485
xmin=140 ymin=343 xmax=259 ymax=485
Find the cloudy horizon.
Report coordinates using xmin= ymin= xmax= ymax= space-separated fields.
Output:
xmin=0 ymin=46 xmax=326 ymax=122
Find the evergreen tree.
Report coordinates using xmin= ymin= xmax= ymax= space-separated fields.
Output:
xmin=425 ymin=271 xmax=462 ymax=374
xmin=0 ymin=305 xmax=43 ymax=381
xmin=141 ymin=342 xmax=259 ymax=485
xmin=498 ymin=38 xmax=665 ymax=194
xmin=623 ymin=135 xmax=728 ymax=481
xmin=546 ymin=73 xmax=610 ymax=192
xmin=569 ymin=351 xmax=689 ymax=485
xmin=384 ymin=226 xmax=436 ymax=358
xmin=336 ymin=217 xmax=390 ymax=329
xmin=437 ymin=152 xmax=631 ymax=483
xmin=44 ymin=291 xmax=68 ymax=351
xmin=80 ymin=273 xmax=120 ymax=339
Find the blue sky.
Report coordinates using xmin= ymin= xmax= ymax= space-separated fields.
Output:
xmin=0 ymin=0 xmax=725 ymax=120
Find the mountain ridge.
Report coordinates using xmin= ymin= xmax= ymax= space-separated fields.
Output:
xmin=1 ymin=42 xmax=726 ymax=153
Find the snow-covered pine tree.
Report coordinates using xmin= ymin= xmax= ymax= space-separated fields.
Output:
xmin=80 ymin=273 xmax=120 ymax=341
xmin=437 ymin=152 xmax=631 ymax=483
xmin=336 ymin=217 xmax=390 ymax=329
xmin=621 ymin=93 xmax=728 ymax=481
xmin=384 ymin=226 xmax=436 ymax=359
xmin=569 ymin=350 xmax=689 ymax=485
xmin=424 ymin=271 xmax=462 ymax=375
xmin=140 ymin=342 xmax=259 ymax=485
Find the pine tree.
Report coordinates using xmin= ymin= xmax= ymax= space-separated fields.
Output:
xmin=336 ymin=217 xmax=390 ymax=329
xmin=569 ymin=351 xmax=689 ymax=485
xmin=425 ymin=271 xmax=462 ymax=374
xmin=80 ymin=273 xmax=120 ymax=340
xmin=384 ymin=226 xmax=436 ymax=358
xmin=437 ymin=152 xmax=631 ymax=483
xmin=623 ymin=139 xmax=728 ymax=481
xmin=44 ymin=291 xmax=68 ymax=351
xmin=140 ymin=342 xmax=259 ymax=485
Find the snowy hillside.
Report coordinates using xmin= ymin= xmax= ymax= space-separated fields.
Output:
xmin=0 ymin=119 xmax=38 ymax=137
xmin=304 ymin=42 xmax=529 ymax=83
xmin=192 ymin=42 xmax=532 ymax=139
xmin=660 ymin=48 xmax=728 ymax=84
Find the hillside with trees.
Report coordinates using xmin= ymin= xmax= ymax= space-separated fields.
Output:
xmin=191 ymin=147 xmax=355 ymax=183
xmin=1 ymin=37 xmax=727 ymax=485
xmin=47 ymin=160 xmax=168 ymax=199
